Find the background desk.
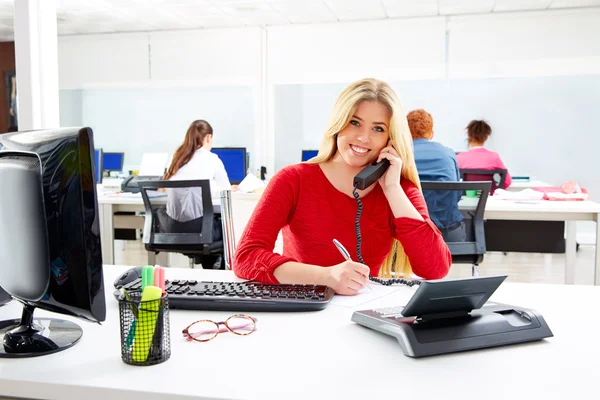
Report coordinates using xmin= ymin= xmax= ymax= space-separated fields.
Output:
xmin=460 ymin=198 xmax=600 ymax=285
xmin=506 ymin=180 xmax=551 ymax=191
xmin=97 ymin=191 xmax=255 ymax=265
xmin=0 ymin=266 xmax=598 ymax=400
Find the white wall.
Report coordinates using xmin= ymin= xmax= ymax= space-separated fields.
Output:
xmin=58 ymin=33 xmax=150 ymax=89
xmin=267 ymin=17 xmax=446 ymax=84
xmin=58 ymin=27 xmax=262 ymax=170
xmin=448 ymin=9 xmax=600 ymax=78
xmin=57 ymin=8 xmax=600 ymax=200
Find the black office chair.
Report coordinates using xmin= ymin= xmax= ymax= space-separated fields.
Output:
xmin=421 ymin=181 xmax=492 ymax=277
xmin=459 ymin=168 xmax=507 ymax=195
xmin=138 ymin=179 xmax=224 ymax=269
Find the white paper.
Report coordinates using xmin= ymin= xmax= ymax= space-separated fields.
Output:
xmin=237 ymin=173 xmax=265 ymax=193
xmin=139 ymin=153 xmax=169 ymax=176
xmin=329 ymin=283 xmax=399 ymax=309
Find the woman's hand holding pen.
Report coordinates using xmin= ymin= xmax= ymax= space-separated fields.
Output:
xmin=326 ymin=260 xmax=370 ymax=295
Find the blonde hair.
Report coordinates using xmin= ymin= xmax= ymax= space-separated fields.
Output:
xmin=308 ymin=78 xmax=421 ymax=278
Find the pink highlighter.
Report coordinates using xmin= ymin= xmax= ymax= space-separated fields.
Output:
xmin=154 ymin=266 xmax=165 ymax=295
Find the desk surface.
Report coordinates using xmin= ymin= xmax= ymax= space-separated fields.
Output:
xmin=1 ymin=266 xmax=599 ymax=400
xmin=461 ymin=196 xmax=600 ymax=215
xmin=97 ymin=190 xmax=260 ymax=205
xmin=508 ymin=180 xmax=551 ymax=188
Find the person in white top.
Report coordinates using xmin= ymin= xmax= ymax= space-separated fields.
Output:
xmin=163 ymin=120 xmax=232 ymax=224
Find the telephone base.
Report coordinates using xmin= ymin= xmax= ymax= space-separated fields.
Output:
xmin=352 ymin=302 xmax=553 ymax=357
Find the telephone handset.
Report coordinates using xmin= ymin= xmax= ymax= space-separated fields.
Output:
xmin=353 ymin=159 xmax=390 ymax=190
xmin=351 ymin=159 xmax=420 ymax=287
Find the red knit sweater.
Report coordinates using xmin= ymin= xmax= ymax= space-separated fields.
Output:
xmin=234 ymin=163 xmax=451 ymax=284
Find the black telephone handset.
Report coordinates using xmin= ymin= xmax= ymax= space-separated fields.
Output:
xmin=353 ymin=159 xmax=390 ymax=190
xmin=351 ymin=158 xmax=420 ymax=287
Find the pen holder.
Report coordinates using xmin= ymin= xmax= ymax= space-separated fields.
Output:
xmin=118 ymin=291 xmax=171 ymax=366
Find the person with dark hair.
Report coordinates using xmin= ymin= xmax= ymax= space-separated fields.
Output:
xmin=457 ymin=120 xmax=512 ymax=190
xmin=164 ymin=120 xmax=230 ymax=220
xmin=408 ymin=109 xmax=464 ymax=242
xmin=162 ymin=120 xmax=231 ymax=268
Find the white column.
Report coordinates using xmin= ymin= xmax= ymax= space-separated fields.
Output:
xmin=13 ymin=0 xmax=59 ymax=130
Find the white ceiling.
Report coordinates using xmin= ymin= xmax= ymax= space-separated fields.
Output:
xmin=0 ymin=0 xmax=599 ymax=41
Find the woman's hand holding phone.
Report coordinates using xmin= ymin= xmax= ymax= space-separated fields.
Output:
xmin=377 ymin=140 xmax=403 ymax=191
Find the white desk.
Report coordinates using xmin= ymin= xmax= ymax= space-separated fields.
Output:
xmin=0 ymin=266 xmax=599 ymax=400
xmin=506 ymin=180 xmax=551 ymax=191
xmin=461 ymin=197 xmax=600 ymax=285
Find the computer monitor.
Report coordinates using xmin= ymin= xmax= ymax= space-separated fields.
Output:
xmin=0 ymin=127 xmax=106 ymax=358
xmin=211 ymin=147 xmax=247 ymax=185
xmin=302 ymin=149 xmax=318 ymax=162
xmin=102 ymin=152 xmax=124 ymax=172
xmin=94 ymin=148 xmax=103 ymax=183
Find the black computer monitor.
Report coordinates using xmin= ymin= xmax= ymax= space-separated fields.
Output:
xmin=102 ymin=152 xmax=124 ymax=172
xmin=301 ymin=149 xmax=318 ymax=162
xmin=0 ymin=127 xmax=106 ymax=358
xmin=211 ymin=147 xmax=247 ymax=185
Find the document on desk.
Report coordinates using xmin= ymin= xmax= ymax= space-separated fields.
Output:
xmin=330 ymin=284 xmax=399 ymax=309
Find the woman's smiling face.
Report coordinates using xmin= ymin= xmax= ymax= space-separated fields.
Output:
xmin=336 ymin=101 xmax=391 ymax=168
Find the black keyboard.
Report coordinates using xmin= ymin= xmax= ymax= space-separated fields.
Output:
xmin=119 ymin=278 xmax=335 ymax=312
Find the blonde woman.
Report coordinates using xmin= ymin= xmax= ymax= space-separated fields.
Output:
xmin=234 ymin=79 xmax=451 ymax=295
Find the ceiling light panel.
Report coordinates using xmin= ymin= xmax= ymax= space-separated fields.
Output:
xmin=267 ymin=0 xmax=337 ymax=24
xmin=219 ymin=2 xmax=289 ymax=25
xmin=381 ymin=0 xmax=438 ymax=17
xmin=493 ymin=0 xmax=552 ymax=11
xmin=323 ymin=0 xmax=387 ymax=21
xmin=550 ymin=0 xmax=600 ymax=8
xmin=438 ymin=0 xmax=495 ymax=15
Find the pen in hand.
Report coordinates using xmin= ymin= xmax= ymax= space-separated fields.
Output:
xmin=332 ymin=238 xmax=369 ymax=278
xmin=333 ymin=238 xmax=351 ymax=261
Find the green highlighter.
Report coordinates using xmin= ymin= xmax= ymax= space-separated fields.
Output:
xmin=141 ymin=265 xmax=155 ymax=289
xmin=126 ymin=265 xmax=155 ymax=348
xmin=132 ymin=285 xmax=163 ymax=363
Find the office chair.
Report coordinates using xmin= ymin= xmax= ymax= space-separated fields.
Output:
xmin=139 ymin=180 xmax=224 ymax=269
xmin=421 ymin=181 xmax=492 ymax=277
xmin=459 ymin=168 xmax=506 ymax=195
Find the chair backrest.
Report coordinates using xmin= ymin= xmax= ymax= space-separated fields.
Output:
xmin=220 ymin=190 xmax=283 ymax=270
xmin=459 ymin=168 xmax=506 ymax=194
xmin=421 ymin=181 xmax=492 ymax=265
xmin=138 ymin=179 xmax=215 ymax=248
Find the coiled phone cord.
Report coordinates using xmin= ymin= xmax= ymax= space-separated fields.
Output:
xmin=352 ymin=185 xmax=421 ymax=287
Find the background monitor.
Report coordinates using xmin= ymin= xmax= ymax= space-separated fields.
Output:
xmin=0 ymin=127 xmax=106 ymax=357
xmin=102 ymin=152 xmax=124 ymax=172
xmin=211 ymin=147 xmax=247 ymax=185
xmin=94 ymin=148 xmax=103 ymax=183
xmin=302 ymin=149 xmax=318 ymax=162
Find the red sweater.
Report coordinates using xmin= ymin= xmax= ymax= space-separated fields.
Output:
xmin=234 ymin=163 xmax=452 ymax=284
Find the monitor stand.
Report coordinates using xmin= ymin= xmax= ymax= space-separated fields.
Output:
xmin=0 ymin=303 xmax=82 ymax=358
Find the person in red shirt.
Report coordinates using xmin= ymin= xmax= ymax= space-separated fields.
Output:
xmin=456 ymin=120 xmax=512 ymax=192
xmin=234 ymin=78 xmax=451 ymax=295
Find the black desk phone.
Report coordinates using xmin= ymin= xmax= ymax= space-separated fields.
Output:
xmin=352 ymin=275 xmax=553 ymax=357
xmin=351 ymin=159 xmax=419 ymax=287
xmin=121 ymin=175 xmax=161 ymax=193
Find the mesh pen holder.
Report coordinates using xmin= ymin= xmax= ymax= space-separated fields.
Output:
xmin=118 ymin=291 xmax=171 ymax=366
